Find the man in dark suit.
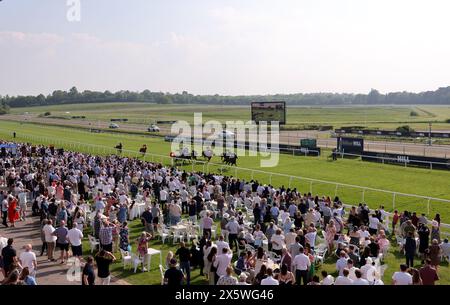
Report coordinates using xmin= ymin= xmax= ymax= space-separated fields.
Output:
xmin=404 ymin=231 xmax=417 ymax=267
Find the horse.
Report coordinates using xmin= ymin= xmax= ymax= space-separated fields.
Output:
xmin=221 ymin=153 xmax=238 ymax=166
xmin=139 ymin=144 xmax=147 ymax=157
xmin=202 ymin=150 xmax=213 ymax=162
xmin=115 ymin=143 xmax=123 ymax=155
xmin=170 ymin=150 xmax=194 ymax=166
xmin=191 ymin=150 xmax=198 ymax=160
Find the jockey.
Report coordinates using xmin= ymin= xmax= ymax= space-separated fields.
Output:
xmin=203 ymin=147 xmax=213 ymax=158
xmin=181 ymin=146 xmax=190 ymax=157
xmin=226 ymin=150 xmax=236 ymax=158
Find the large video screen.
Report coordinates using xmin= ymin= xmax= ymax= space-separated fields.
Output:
xmin=251 ymin=101 xmax=286 ymax=125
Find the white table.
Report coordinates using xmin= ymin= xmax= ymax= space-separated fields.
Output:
xmin=171 ymin=224 xmax=188 ymax=235
xmin=145 ymin=248 xmax=162 ymax=271
xmin=130 ymin=202 xmax=146 ymax=219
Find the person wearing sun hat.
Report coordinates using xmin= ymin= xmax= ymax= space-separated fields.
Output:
xmin=237 ymin=272 xmax=250 ymax=285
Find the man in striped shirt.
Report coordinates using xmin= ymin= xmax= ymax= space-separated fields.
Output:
xmin=99 ymin=220 xmax=113 ymax=252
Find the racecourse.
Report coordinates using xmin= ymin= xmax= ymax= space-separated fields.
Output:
xmin=1 ymin=120 xmax=450 ymax=223
xmin=7 ymin=103 xmax=450 ymax=131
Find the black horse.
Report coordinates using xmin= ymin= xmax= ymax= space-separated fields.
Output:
xmin=139 ymin=144 xmax=147 ymax=157
xmin=171 ymin=150 xmax=198 ymax=165
xmin=115 ymin=143 xmax=123 ymax=154
xmin=202 ymin=150 xmax=213 ymax=162
xmin=221 ymin=153 xmax=238 ymax=166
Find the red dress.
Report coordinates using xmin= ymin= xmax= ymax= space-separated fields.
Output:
xmin=8 ymin=199 xmax=20 ymax=223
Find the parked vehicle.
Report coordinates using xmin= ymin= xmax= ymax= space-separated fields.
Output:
xmin=148 ymin=124 xmax=160 ymax=132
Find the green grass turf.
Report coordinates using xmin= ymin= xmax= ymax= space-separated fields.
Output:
xmin=9 ymin=103 xmax=450 ymax=130
xmin=1 ymin=120 xmax=450 ymax=222
xmin=0 ymin=120 xmax=449 ymax=284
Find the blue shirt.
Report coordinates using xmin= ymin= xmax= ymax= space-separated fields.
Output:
xmin=236 ymin=256 xmax=246 ymax=271
xmin=24 ymin=276 xmax=37 ymax=285
xmin=270 ymin=206 xmax=279 ymax=217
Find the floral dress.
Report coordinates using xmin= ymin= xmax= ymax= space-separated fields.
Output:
xmin=137 ymin=237 xmax=151 ymax=258
xmin=119 ymin=227 xmax=129 ymax=251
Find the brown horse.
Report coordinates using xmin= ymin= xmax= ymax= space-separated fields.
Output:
xmin=139 ymin=144 xmax=147 ymax=157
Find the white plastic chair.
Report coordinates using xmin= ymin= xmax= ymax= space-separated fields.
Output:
xmin=132 ymin=254 xmax=145 ymax=273
xmin=315 ymin=247 xmax=327 ymax=265
xmin=88 ymin=235 xmax=99 ymax=253
xmin=185 ymin=228 xmax=198 ymax=243
xmin=120 ymin=249 xmax=132 ymax=269
xmin=211 ymin=225 xmax=217 ymax=239
xmin=172 ymin=231 xmax=184 ymax=244
xmin=159 ymin=264 xmax=166 ymax=285
xmin=158 ymin=227 xmax=170 ymax=244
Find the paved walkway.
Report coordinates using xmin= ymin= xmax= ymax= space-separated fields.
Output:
xmin=0 ymin=210 xmax=129 ymax=285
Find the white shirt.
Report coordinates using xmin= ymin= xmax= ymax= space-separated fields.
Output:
xmin=261 ymin=276 xmax=279 ymax=285
xmin=67 ymin=228 xmax=84 ymax=246
xmin=1 ymin=199 xmax=8 ymax=212
xmin=43 ymin=224 xmax=57 ymax=243
xmin=293 ymin=253 xmax=311 ymax=271
xmin=119 ymin=194 xmax=129 ymax=205
xmin=226 ymin=221 xmax=240 ymax=234
xmin=361 ymin=264 xmax=377 ymax=281
xmin=369 ymin=216 xmax=380 ymax=230
xmin=18 ymin=192 xmax=27 ymax=205
xmin=305 ymin=231 xmax=317 ymax=248
xmin=216 ymin=240 xmax=230 ymax=255
xmin=334 ymin=276 xmax=353 ymax=285
xmin=321 ymin=275 xmax=334 ymax=285
xmin=336 ymin=257 xmax=348 ymax=276
xmin=392 ymin=271 xmax=412 ymax=285
xmin=180 ymin=189 xmax=189 ymax=202
xmin=160 ymin=190 xmax=168 ymax=201
xmin=358 ymin=229 xmax=370 ymax=239
xmin=19 ymin=251 xmax=36 ymax=273
xmin=285 ymin=232 xmax=297 ymax=247
xmin=213 ymin=252 xmax=232 ymax=277
xmin=348 ymin=267 xmax=358 ymax=281
xmin=353 ymin=278 xmax=370 ymax=285
xmin=253 ymin=230 xmax=265 ymax=241
xmin=0 ymin=237 xmax=7 ymax=253
xmin=271 ymin=234 xmax=285 ymax=251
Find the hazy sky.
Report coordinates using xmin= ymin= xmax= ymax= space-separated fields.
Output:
xmin=2 ymin=0 xmax=450 ymax=96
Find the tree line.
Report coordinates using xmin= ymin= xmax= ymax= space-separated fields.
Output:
xmin=1 ymin=86 xmax=450 ymax=110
